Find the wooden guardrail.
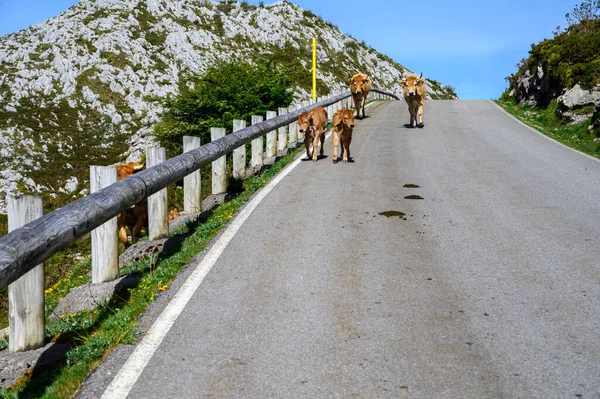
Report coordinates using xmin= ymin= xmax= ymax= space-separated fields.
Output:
xmin=0 ymin=88 xmax=398 ymax=351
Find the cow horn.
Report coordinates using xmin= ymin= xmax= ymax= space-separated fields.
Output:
xmin=419 ymin=72 xmax=423 ymax=79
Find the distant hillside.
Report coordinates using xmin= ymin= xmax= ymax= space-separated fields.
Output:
xmin=0 ymin=0 xmax=458 ymax=213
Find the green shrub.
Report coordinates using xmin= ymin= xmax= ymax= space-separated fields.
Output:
xmin=153 ymin=59 xmax=294 ymax=157
xmin=506 ymin=18 xmax=600 ymax=92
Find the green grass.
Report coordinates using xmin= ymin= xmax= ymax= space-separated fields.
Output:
xmin=496 ymin=96 xmax=600 ymax=159
xmin=0 ymin=146 xmax=303 ymax=398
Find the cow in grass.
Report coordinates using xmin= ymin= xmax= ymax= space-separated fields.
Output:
xmin=115 ymin=162 xmax=147 ymax=246
xmin=400 ymin=73 xmax=427 ymax=128
xmin=350 ymin=73 xmax=371 ymax=119
xmin=115 ymin=162 xmax=181 ymax=246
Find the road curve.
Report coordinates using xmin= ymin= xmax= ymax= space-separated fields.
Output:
xmin=105 ymin=100 xmax=600 ymax=398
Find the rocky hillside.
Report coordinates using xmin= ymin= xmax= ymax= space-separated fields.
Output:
xmin=0 ymin=0 xmax=458 ymax=214
xmin=504 ymin=17 xmax=600 ymax=135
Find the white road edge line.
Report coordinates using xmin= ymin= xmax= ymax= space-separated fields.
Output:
xmin=101 ymin=100 xmax=384 ymax=398
xmin=490 ymin=100 xmax=600 ymax=165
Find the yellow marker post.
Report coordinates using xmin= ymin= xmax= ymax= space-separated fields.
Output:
xmin=312 ymin=37 xmax=317 ymax=101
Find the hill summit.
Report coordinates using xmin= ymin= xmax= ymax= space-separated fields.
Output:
xmin=0 ymin=0 xmax=457 ymax=213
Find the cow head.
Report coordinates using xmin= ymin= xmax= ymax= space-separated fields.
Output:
xmin=350 ymin=73 xmax=370 ymax=95
xmin=400 ymin=73 xmax=425 ymax=97
xmin=298 ymin=112 xmax=311 ymax=133
xmin=333 ymin=109 xmax=355 ymax=129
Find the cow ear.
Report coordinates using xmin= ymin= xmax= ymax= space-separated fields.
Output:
xmin=400 ymin=80 xmax=406 ymax=88
xmin=417 ymin=78 xmax=425 ymax=86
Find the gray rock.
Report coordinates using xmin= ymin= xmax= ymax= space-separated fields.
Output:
xmin=557 ymin=84 xmax=600 ymax=124
xmin=50 ymin=274 xmax=143 ymax=319
xmin=514 ymin=66 xmax=560 ymax=108
xmin=168 ymin=212 xmax=200 ymax=233
xmin=0 ymin=343 xmax=71 ymax=390
xmin=202 ymin=193 xmax=228 ymax=212
xmin=118 ymin=239 xmax=168 ymax=269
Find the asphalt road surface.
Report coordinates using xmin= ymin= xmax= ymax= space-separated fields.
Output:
xmin=104 ymin=100 xmax=600 ymax=398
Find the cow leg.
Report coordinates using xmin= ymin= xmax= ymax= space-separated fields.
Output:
xmin=361 ymin=96 xmax=366 ymax=119
xmin=341 ymin=135 xmax=349 ymax=163
xmin=117 ymin=214 xmax=130 ymax=245
xmin=304 ymin=136 xmax=312 ymax=159
xmin=353 ymin=96 xmax=361 ymax=119
xmin=412 ymin=104 xmax=418 ymax=128
xmin=408 ymin=105 xmax=415 ymax=127
xmin=332 ymin=130 xmax=339 ymax=163
xmin=346 ymin=134 xmax=352 ymax=162
xmin=319 ymin=130 xmax=325 ymax=156
xmin=418 ymin=101 xmax=425 ymax=128
xmin=312 ymin=131 xmax=321 ymax=161
xmin=132 ymin=218 xmax=144 ymax=244
xmin=118 ymin=226 xmax=129 ymax=245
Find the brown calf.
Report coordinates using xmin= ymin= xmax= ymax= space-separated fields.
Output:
xmin=298 ymin=106 xmax=328 ymax=162
xmin=332 ymin=109 xmax=355 ymax=163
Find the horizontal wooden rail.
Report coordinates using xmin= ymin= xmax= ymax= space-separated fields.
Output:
xmin=0 ymin=88 xmax=398 ymax=290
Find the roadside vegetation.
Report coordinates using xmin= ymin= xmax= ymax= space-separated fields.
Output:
xmin=153 ymin=59 xmax=294 ymax=157
xmin=505 ymin=1 xmax=600 ymax=93
xmin=497 ymin=0 xmax=600 ymax=158
xmin=495 ymin=96 xmax=600 ymax=158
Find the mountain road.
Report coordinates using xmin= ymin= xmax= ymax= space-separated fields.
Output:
xmin=89 ymin=100 xmax=600 ymax=398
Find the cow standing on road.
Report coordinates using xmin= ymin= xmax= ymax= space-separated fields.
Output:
xmin=400 ymin=73 xmax=427 ymax=128
xmin=332 ymin=109 xmax=355 ymax=164
xmin=350 ymin=73 xmax=371 ymax=119
xmin=298 ymin=106 xmax=328 ymax=162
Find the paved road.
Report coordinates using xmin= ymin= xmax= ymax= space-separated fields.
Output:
xmin=109 ymin=100 xmax=600 ymax=398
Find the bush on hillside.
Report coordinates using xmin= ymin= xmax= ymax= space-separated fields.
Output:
xmin=505 ymin=3 xmax=600 ymax=94
xmin=153 ymin=60 xmax=294 ymax=157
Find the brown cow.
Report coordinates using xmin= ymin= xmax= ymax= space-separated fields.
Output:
xmin=350 ymin=73 xmax=371 ymax=119
xmin=400 ymin=73 xmax=427 ymax=128
xmin=115 ymin=163 xmax=181 ymax=246
xmin=298 ymin=106 xmax=328 ymax=162
xmin=332 ymin=109 xmax=355 ymax=164
xmin=115 ymin=162 xmax=147 ymax=246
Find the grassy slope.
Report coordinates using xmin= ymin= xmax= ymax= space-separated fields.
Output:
xmin=496 ymin=96 xmax=600 ymax=159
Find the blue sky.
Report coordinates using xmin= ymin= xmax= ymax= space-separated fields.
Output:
xmin=0 ymin=0 xmax=582 ymax=99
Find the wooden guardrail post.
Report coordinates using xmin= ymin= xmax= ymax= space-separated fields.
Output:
xmin=147 ymin=147 xmax=169 ymax=240
xmin=7 ymin=194 xmax=44 ymax=352
xmin=251 ymin=115 xmax=264 ymax=170
xmin=288 ymin=104 xmax=298 ymax=148
xmin=277 ymin=107 xmax=288 ymax=155
xmin=90 ymin=166 xmax=118 ymax=284
xmin=211 ymin=127 xmax=227 ymax=194
xmin=183 ymin=136 xmax=202 ymax=213
xmin=233 ymin=120 xmax=247 ymax=179
xmin=265 ymin=111 xmax=277 ymax=164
